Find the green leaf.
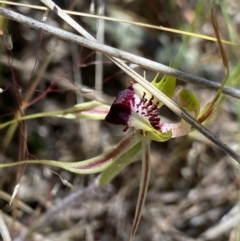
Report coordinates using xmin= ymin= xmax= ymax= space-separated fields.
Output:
xmin=99 ymin=141 xmax=142 ymax=186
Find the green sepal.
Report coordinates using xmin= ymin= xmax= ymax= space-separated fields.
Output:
xmin=177 ymin=88 xmax=200 ymax=118
xmin=151 ymin=73 xmax=176 ymax=100
xmin=0 ymin=101 xmax=110 ymax=129
xmin=0 ymin=133 xmax=140 ymax=175
xmin=56 ymin=101 xmax=110 ymax=120
xmin=142 ymin=128 xmax=172 ymax=142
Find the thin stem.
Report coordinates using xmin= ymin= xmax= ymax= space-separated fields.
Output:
xmin=94 ymin=2 xmax=104 ymax=92
xmin=130 ymin=138 xmax=151 ymax=240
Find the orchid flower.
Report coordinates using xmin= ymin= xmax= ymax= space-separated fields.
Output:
xmin=100 ymin=72 xmax=218 ymax=240
xmin=0 ymin=9 xmax=230 ymax=240
xmin=0 ymin=73 xmax=221 ymax=241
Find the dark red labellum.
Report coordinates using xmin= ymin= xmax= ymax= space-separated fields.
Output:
xmin=105 ymin=86 xmax=134 ymax=126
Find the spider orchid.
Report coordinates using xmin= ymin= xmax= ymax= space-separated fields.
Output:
xmin=99 ymin=72 xmax=216 ymax=240
xmin=0 ymin=8 xmax=231 ymax=240
xmin=0 ymin=73 xmax=218 ymax=241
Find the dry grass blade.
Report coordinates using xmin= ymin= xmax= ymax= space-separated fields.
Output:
xmin=0 ymin=211 xmax=11 ymax=241
xmin=0 ymin=190 xmax=33 ymax=214
xmin=1 ymin=1 xmax=239 ymax=47
xmin=0 ymin=7 xmax=239 ymax=98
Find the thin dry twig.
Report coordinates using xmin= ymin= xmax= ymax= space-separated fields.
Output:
xmin=0 ymin=7 xmax=239 ymax=99
xmin=1 ymin=0 xmax=239 ymax=47
xmin=28 ymin=179 xmax=98 ymax=231
xmin=15 ymin=178 xmax=113 ymax=241
xmin=2 ymin=212 xmax=51 ymax=241
xmin=198 ymin=206 xmax=240 ymax=240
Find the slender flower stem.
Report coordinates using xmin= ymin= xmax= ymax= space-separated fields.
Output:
xmin=130 ymin=138 xmax=151 ymax=241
